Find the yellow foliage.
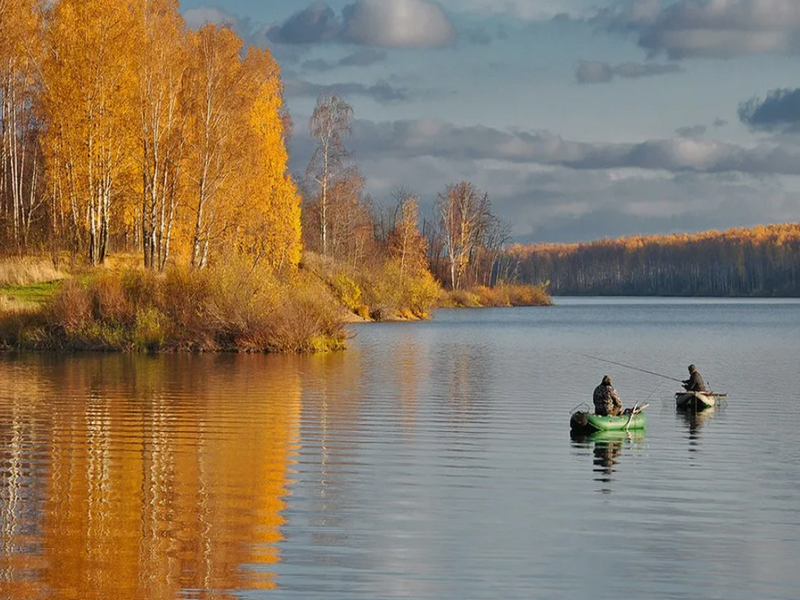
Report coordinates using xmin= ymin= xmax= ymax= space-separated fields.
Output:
xmin=236 ymin=49 xmax=302 ymax=273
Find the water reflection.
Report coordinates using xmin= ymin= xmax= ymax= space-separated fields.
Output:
xmin=0 ymin=354 xmax=299 ymax=599
xmin=571 ymin=430 xmax=645 ymax=493
xmin=677 ymin=405 xmax=719 ymax=457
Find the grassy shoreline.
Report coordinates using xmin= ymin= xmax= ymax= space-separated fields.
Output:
xmin=0 ymin=261 xmax=347 ymax=353
xmin=0 ymin=256 xmax=552 ymax=352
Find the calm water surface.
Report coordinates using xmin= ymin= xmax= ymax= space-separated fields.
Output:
xmin=1 ymin=298 xmax=799 ymax=599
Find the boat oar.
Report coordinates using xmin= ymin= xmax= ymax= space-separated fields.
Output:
xmin=624 ymin=402 xmax=638 ymax=430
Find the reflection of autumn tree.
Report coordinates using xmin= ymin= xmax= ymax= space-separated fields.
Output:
xmin=0 ymin=354 xmax=300 ymax=599
xmin=511 ymin=223 xmax=800 ymax=296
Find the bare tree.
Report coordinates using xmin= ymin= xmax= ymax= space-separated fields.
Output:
xmin=306 ymin=92 xmax=352 ymax=256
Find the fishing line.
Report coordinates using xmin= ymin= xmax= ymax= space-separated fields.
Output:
xmin=572 ymin=351 xmax=682 ymax=383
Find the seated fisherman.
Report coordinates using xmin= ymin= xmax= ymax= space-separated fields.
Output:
xmin=682 ymin=364 xmax=707 ymax=392
xmin=593 ymin=375 xmax=623 ymax=416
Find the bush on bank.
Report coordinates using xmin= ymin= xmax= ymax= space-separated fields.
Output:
xmin=0 ymin=260 xmax=346 ymax=353
xmin=440 ymin=283 xmax=552 ymax=308
xmin=301 ymin=252 xmax=441 ymax=321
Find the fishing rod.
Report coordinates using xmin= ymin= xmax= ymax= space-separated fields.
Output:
xmin=573 ymin=352 xmax=682 ymax=383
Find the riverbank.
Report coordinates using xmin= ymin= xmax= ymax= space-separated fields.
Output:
xmin=0 ymin=255 xmax=552 ymax=352
xmin=0 ymin=259 xmax=346 ymax=353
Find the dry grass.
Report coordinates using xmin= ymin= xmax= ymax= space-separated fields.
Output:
xmin=0 ymin=258 xmax=347 ymax=353
xmin=440 ymin=283 xmax=552 ymax=308
xmin=0 ymin=256 xmax=65 ymax=286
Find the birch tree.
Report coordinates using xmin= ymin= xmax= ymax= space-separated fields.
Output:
xmin=41 ymin=0 xmax=138 ymax=264
xmin=435 ymin=181 xmax=489 ymax=290
xmin=135 ymin=0 xmax=188 ymax=270
xmin=236 ymin=47 xmax=301 ymax=273
xmin=0 ymin=0 xmax=45 ymax=250
xmin=306 ymin=93 xmax=352 ymax=257
xmin=184 ymin=24 xmax=244 ymax=269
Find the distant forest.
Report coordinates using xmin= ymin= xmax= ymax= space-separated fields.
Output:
xmin=508 ymin=223 xmax=800 ymax=296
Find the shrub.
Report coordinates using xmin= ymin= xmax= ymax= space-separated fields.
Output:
xmin=134 ymin=307 xmax=168 ymax=352
xmin=0 ymin=259 xmax=348 ymax=353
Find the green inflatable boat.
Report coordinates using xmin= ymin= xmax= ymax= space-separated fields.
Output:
xmin=570 ymin=411 xmax=646 ymax=434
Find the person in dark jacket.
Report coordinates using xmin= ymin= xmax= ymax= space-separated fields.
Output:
xmin=593 ymin=375 xmax=623 ymax=416
xmin=682 ymin=364 xmax=707 ymax=392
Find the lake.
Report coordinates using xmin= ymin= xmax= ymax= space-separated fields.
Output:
xmin=1 ymin=298 xmax=799 ymax=599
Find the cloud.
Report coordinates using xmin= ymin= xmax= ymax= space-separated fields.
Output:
xmin=267 ymin=3 xmax=341 ymax=44
xmin=676 ymin=125 xmax=707 ymax=138
xmin=289 ymin=117 xmax=800 ymax=242
xmin=597 ymin=0 xmax=800 ymax=59
xmin=284 ymin=79 xmax=412 ymax=103
xmin=739 ymin=88 xmax=800 ymax=131
xmin=343 ymin=0 xmax=454 ymax=47
xmin=340 ymin=48 xmax=388 ymax=66
xmin=303 ymin=118 xmax=800 ymax=176
xmin=441 ymin=0 xmax=595 ymax=20
xmin=575 ymin=60 xmax=683 ymax=83
xmin=302 ymin=49 xmax=388 ymax=72
xmin=183 ymin=7 xmax=240 ymax=30
xmin=268 ymin=0 xmax=454 ymax=48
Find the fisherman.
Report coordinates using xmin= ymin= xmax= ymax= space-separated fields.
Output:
xmin=593 ymin=375 xmax=623 ymax=416
xmin=682 ymin=364 xmax=707 ymax=392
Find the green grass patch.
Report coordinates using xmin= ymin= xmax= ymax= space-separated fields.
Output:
xmin=0 ymin=280 xmax=62 ymax=307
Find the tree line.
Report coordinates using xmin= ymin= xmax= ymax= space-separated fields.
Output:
xmin=2 ymin=0 xmax=516 ymax=307
xmin=1 ymin=0 xmax=300 ymax=271
xmin=301 ymin=94 xmax=511 ymax=292
xmin=509 ymin=224 xmax=800 ymax=296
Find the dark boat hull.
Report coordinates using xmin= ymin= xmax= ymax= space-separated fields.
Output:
xmin=675 ymin=391 xmax=724 ymax=410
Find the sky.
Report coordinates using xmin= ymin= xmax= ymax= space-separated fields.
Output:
xmin=178 ymin=0 xmax=800 ymax=244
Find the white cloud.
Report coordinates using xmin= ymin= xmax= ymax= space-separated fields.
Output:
xmin=268 ymin=0 xmax=454 ymax=48
xmin=441 ymin=0 xmax=595 ymax=19
xmin=183 ymin=7 xmax=239 ymax=30
xmin=342 ymin=0 xmax=454 ymax=47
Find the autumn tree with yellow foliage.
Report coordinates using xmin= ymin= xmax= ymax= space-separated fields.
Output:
xmin=235 ymin=47 xmax=301 ymax=273
xmin=134 ymin=0 xmax=188 ymax=271
xmin=0 ymin=0 xmax=302 ymax=276
xmin=0 ymin=0 xmax=46 ymax=251
xmin=41 ymin=0 xmax=139 ymax=265
xmin=510 ymin=224 xmax=800 ymax=296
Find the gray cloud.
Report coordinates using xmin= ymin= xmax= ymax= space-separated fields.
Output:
xmin=597 ymin=0 xmax=800 ymax=59
xmin=268 ymin=0 xmax=454 ymax=48
xmin=267 ymin=3 xmax=341 ymax=44
xmin=306 ymin=118 xmax=800 ymax=176
xmin=289 ymin=117 xmax=800 ymax=243
xmin=284 ymin=79 xmax=411 ymax=103
xmin=340 ymin=48 xmax=388 ymax=66
xmin=302 ymin=49 xmax=388 ymax=72
xmin=676 ymin=125 xmax=706 ymax=138
xmin=713 ymin=118 xmax=729 ymax=128
xmin=739 ymin=88 xmax=800 ymax=131
xmin=576 ymin=60 xmax=683 ymax=83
